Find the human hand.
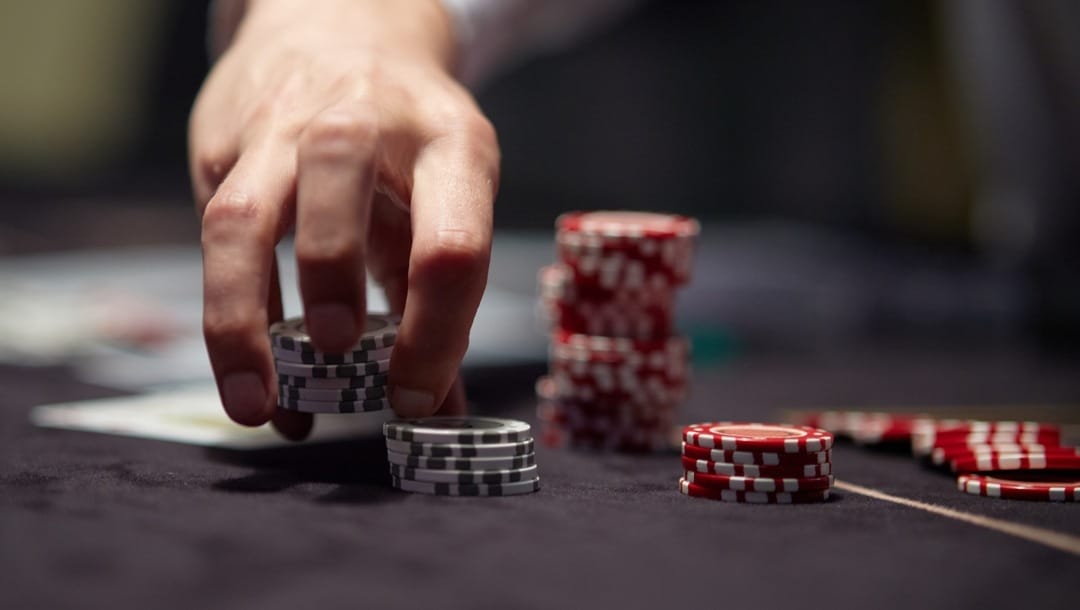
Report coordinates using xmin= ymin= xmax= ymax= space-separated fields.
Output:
xmin=189 ymin=0 xmax=499 ymax=438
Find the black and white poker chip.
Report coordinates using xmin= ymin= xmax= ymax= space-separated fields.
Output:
xmin=385 ymin=451 xmax=536 ymax=471
xmin=277 ymin=395 xmax=391 ymax=414
xmin=277 ymin=372 xmax=388 ymax=389
xmin=270 ymin=313 xmax=398 ymax=352
xmin=389 ymin=463 xmax=539 ymax=485
xmin=278 ymin=384 xmax=388 ymax=402
xmin=385 ymin=437 xmax=535 ymax=458
xmin=390 ymin=475 xmax=540 ymax=496
xmin=383 ymin=416 xmax=532 ymax=444
xmin=274 ymin=358 xmax=390 ymax=379
xmin=271 ymin=345 xmax=393 ymax=365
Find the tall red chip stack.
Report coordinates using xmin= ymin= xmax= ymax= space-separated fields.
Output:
xmin=536 ymin=211 xmax=699 ymax=452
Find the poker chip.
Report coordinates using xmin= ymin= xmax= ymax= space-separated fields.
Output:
xmin=957 ymin=473 xmax=1080 ymax=502
xmin=385 ymin=437 xmax=535 ymax=458
xmin=537 ymin=211 xmax=698 ymax=454
xmin=684 ymin=470 xmax=834 ymax=492
xmin=912 ymin=419 xmax=1061 ymax=457
xmin=277 ymin=395 xmax=391 ymax=414
xmin=683 ymin=422 xmax=834 ymax=453
xmin=950 ymin=449 xmax=1080 ymax=474
xmin=930 ymin=443 xmax=1062 ymax=466
xmin=682 ymin=442 xmax=832 ymax=466
xmin=278 ymin=384 xmax=388 ymax=402
xmin=273 ymin=358 xmax=390 ymax=379
xmin=271 ymin=345 xmax=393 ymax=365
xmin=391 ymin=475 xmax=540 ymax=497
xmin=389 ymin=463 xmax=539 ymax=485
xmin=681 ymin=456 xmax=832 ymax=479
xmin=385 ymin=450 xmax=536 ymax=471
xmin=269 ymin=313 xmax=398 ymax=352
xmin=276 ymin=372 xmax=388 ymax=389
xmin=678 ymin=478 xmax=830 ymax=504
xmin=383 ymin=417 xmax=531 ymax=444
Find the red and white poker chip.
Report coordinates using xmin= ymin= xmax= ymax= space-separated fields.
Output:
xmin=957 ymin=473 xmax=1080 ymax=502
xmin=682 ymin=422 xmax=834 ymax=453
xmin=682 ymin=442 xmax=832 ymax=466
xmin=678 ymin=478 xmax=830 ymax=504
xmin=683 ymin=469 xmax=834 ymax=493
xmin=681 ymin=456 xmax=832 ymax=479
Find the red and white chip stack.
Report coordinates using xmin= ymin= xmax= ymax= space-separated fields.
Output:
xmin=535 ymin=211 xmax=699 ymax=452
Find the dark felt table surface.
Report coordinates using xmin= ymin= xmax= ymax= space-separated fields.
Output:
xmin=2 ymin=348 xmax=1079 ymax=610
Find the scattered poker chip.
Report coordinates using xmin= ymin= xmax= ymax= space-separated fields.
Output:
xmin=849 ymin=412 xmax=924 ymax=445
xmin=682 ymin=422 xmax=834 ymax=453
xmin=277 ymin=395 xmax=391 ymax=414
xmin=684 ymin=469 xmax=834 ymax=492
xmin=558 ymin=210 xmax=700 ymax=240
xmin=681 ymin=456 xmax=832 ymax=479
xmin=383 ymin=417 xmax=532 ymax=445
xmin=957 ymin=473 xmax=1080 ymax=502
xmin=389 ymin=463 xmax=539 ymax=485
xmin=385 ymin=437 xmax=535 ymax=458
xmin=950 ymin=449 xmax=1080 ymax=474
xmin=385 ymin=450 xmax=536 ymax=471
xmin=271 ymin=345 xmax=393 ymax=365
xmin=930 ymin=443 xmax=1062 ymax=466
xmin=682 ymin=442 xmax=832 ymax=466
xmin=678 ymin=478 xmax=830 ymax=504
xmin=273 ymin=357 xmax=390 ymax=379
xmin=269 ymin=313 xmax=398 ymax=352
xmin=912 ymin=420 xmax=1061 ymax=457
xmin=390 ymin=475 xmax=540 ymax=496
xmin=278 ymin=384 xmax=388 ymax=402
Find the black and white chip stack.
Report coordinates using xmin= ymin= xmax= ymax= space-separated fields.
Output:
xmin=270 ymin=313 xmax=398 ymax=414
xmin=383 ymin=417 xmax=541 ymax=496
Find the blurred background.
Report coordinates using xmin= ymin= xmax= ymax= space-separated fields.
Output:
xmin=1 ymin=0 xmax=1078 ymax=371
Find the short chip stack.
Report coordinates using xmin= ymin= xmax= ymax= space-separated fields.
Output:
xmin=270 ymin=314 xmax=398 ymax=413
xmin=383 ymin=417 xmax=540 ymax=496
xmin=679 ymin=422 xmax=835 ymax=504
xmin=536 ymin=211 xmax=698 ymax=452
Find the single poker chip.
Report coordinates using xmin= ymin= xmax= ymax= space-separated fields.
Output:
xmin=950 ymin=449 xmax=1080 ymax=473
xmin=912 ymin=420 xmax=1061 ymax=457
xmin=269 ymin=313 xmax=399 ymax=352
xmin=957 ymin=473 xmax=1080 ymax=502
xmin=682 ymin=442 xmax=832 ymax=466
xmin=558 ymin=210 xmax=700 ymax=240
xmin=931 ymin=443 xmax=1064 ymax=466
xmin=385 ymin=437 xmax=535 ymax=458
xmin=271 ymin=344 xmax=393 ymax=365
xmin=278 ymin=384 xmax=388 ymax=402
xmin=277 ymin=372 xmax=388 ymax=389
xmin=390 ymin=475 xmax=540 ymax=496
xmin=684 ymin=470 xmax=833 ymax=492
xmin=681 ymin=456 xmax=832 ymax=479
xmin=683 ymin=422 xmax=833 ymax=453
xmin=385 ymin=450 xmax=536 ymax=471
xmin=678 ymin=478 xmax=830 ymax=504
xmin=273 ymin=357 xmax=390 ymax=379
xmin=383 ymin=417 xmax=531 ymax=445
xmin=389 ymin=463 xmax=539 ymax=485
xmin=277 ymin=394 xmax=391 ymax=414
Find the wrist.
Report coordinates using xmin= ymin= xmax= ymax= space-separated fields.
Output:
xmin=240 ymin=0 xmax=457 ymax=72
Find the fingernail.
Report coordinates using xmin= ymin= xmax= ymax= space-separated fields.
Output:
xmin=392 ymin=386 xmax=435 ymax=418
xmin=221 ymin=371 xmax=268 ymax=425
xmin=306 ymin=303 xmax=356 ymax=350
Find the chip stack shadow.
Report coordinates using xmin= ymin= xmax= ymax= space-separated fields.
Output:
xmin=536 ymin=211 xmax=699 ymax=452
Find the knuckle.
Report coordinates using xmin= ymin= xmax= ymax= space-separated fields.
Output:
xmin=411 ymin=229 xmax=490 ymax=286
xmin=202 ymin=308 xmax=254 ymax=348
xmin=299 ymin=107 xmax=379 ymax=159
xmin=294 ymin=233 xmax=361 ymax=266
xmin=201 ymin=189 xmax=261 ymax=235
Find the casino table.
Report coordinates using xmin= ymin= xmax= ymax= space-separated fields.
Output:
xmin=2 ymin=345 xmax=1078 ymax=610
